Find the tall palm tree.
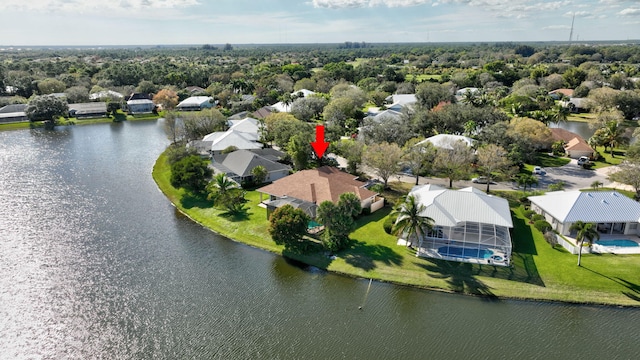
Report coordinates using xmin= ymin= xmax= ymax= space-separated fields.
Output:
xmin=569 ymin=221 xmax=600 ymax=266
xmin=390 ymin=195 xmax=435 ymax=249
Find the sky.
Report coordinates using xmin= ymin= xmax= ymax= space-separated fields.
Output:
xmin=0 ymin=0 xmax=638 ymax=46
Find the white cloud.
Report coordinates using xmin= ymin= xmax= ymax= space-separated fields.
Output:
xmin=619 ymin=7 xmax=640 ymax=16
xmin=543 ymin=24 xmax=570 ymax=29
xmin=0 ymin=0 xmax=199 ymax=12
xmin=311 ymin=0 xmax=430 ymax=8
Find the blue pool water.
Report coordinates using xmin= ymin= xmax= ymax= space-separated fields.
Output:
xmin=595 ymin=239 xmax=639 ymax=247
xmin=438 ymin=246 xmax=494 ymax=259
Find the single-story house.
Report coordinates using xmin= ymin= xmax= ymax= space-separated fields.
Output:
xmin=384 ymin=94 xmax=417 ymax=113
xmin=415 ymin=134 xmax=475 ymax=150
xmin=126 ymin=99 xmax=155 ymax=114
xmin=227 ymin=117 xmax=262 ymax=139
xmin=203 ymin=129 xmax=263 ymax=155
xmin=549 ymin=128 xmax=594 ymax=159
xmin=455 ymin=87 xmax=479 ymax=98
xmin=184 ymin=86 xmax=206 ymax=95
xmin=253 ymin=106 xmax=274 ymax=119
xmin=559 ymin=97 xmax=589 ymax=113
xmin=68 ymin=102 xmax=108 ymax=118
xmin=176 ymin=96 xmax=214 ymax=111
xmin=401 ymin=184 xmax=513 ymax=266
xmin=549 ymin=88 xmax=574 ymax=100
xmin=528 ymin=191 xmax=640 ymax=237
xmin=212 ymin=149 xmax=291 ymax=184
xmin=257 ymin=166 xmax=384 ymax=218
xmin=0 ymin=104 xmax=28 ymax=123
xmin=89 ymin=90 xmax=124 ymax=101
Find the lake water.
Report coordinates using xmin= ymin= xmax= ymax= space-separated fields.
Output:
xmin=1 ymin=121 xmax=639 ymax=359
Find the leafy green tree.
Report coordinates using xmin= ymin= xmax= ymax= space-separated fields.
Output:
xmin=562 ymin=67 xmax=587 ymax=88
xmin=182 ymin=108 xmax=227 ymax=141
xmin=360 ymin=114 xmax=414 ymax=147
xmin=402 ymin=138 xmax=436 ymax=185
xmin=64 ymin=86 xmax=89 ymax=103
xmin=25 ymin=95 xmax=68 ymax=128
xmin=517 ymin=174 xmax=538 ymax=192
xmin=288 ymin=133 xmax=313 ymax=170
xmin=608 ymin=162 xmax=640 ymax=200
xmin=170 ymin=155 xmax=212 ymax=194
xmin=362 ymin=142 xmax=403 ymax=188
xmin=264 ymin=113 xmax=312 ymax=148
xmin=251 ymin=165 xmax=268 ymax=185
xmin=290 ymin=96 xmax=327 ymax=122
xmin=316 ymin=192 xmax=362 ymax=252
xmin=475 ymin=144 xmax=513 ymax=192
xmin=391 ymin=195 xmax=435 ymax=248
xmin=433 ymin=140 xmax=475 ymax=188
xmin=334 ymin=139 xmax=365 ymax=174
xmin=37 ymin=78 xmax=66 ymax=94
xmin=415 ymin=82 xmax=452 ymax=109
xmin=569 ymin=221 xmax=600 ymax=266
xmin=323 ymin=97 xmax=355 ymax=128
xmin=591 ymin=120 xmax=627 ymax=156
xmin=268 ymin=204 xmax=310 ymax=251
xmin=136 ymin=80 xmax=157 ymax=95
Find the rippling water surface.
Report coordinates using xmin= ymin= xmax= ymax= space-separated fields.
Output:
xmin=1 ymin=121 xmax=639 ymax=359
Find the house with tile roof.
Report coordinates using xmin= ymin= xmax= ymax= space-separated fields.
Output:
xmin=549 ymin=127 xmax=594 ymax=159
xmin=257 ymin=166 xmax=384 ymax=218
xmin=528 ymin=191 xmax=640 ymax=237
xmin=402 ymin=184 xmax=513 ymax=266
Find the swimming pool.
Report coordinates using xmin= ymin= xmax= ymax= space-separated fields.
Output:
xmin=437 ymin=246 xmax=494 ymax=259
xmin=595 ymin=239 xmax=639 ymax=247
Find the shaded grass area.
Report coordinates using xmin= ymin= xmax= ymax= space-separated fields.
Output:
xmin=154 ymin=149 xmax=640 ymax=306
xmin=591 ymin=146 xmax=626 ymax=169
xmin=405 ymin=74 xmax=442 ymax=82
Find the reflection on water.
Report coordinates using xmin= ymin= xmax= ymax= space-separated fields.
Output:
xmin=1 ymin=121 xmax=639 ymax=359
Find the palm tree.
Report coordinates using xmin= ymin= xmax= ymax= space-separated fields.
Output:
xmin=569 ymin=221 xmax=600 ymax=266
xmin=591 ymin=180 xmax=603 ymax=190
xmin=207 ymin=173 xmax=237 ymax=202
xmin=390 ymin=195 xmax=435 ymax=249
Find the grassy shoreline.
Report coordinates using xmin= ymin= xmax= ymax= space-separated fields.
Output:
xmin=153 ymin=149 xmax=640 ymax=307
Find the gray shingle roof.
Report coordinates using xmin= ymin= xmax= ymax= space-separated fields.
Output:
xmin=212 ymin=150 xmax=290 ymax=178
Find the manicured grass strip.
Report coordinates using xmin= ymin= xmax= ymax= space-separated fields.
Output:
xmin=153 ymin=149 xmax=640 ymax=306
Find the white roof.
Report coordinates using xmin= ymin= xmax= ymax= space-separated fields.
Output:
xmin=388 ymin=94 xmax=417 ymax=105
xmin=228 ymin=117 xmax=262 ymax=136
xmin=204 ymin=130 xmax=263 ymax=152
xmin=409 ymin=184 xmax=513 ymax=228
xmin=456 ymin=87 xmax=479 ymax=96
xmin=370 ymin=109 xmax=403 ymax=122
xmin=270 ymin=102 xmax=291 ymax=113
xmin=528 ymin=191 xmax=640 ymax=223
xmin=416 ymin=134 xmax=474 ymax=150
xmin=89 ymin=90 xmax=123 ymax=100
xmin=177 ymin=96 xmax=213 ymax=107
xmin=292 ymin=89 xmax=315 ymax=97
xmin=127 ymin=99 xmax=154 ymax=105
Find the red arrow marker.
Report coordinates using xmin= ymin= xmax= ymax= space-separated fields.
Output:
xmin=310 ymin=125 xmax=330 ymax=159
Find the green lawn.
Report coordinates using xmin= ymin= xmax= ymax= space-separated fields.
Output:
xmin=590 ymin=146 xmax=626 ymax=169
xmin=154 ymin=151 xmax=640 ymax=306
xmin=405 ymin=74 xmax=442 ymax=82
xmin=566 ymin=113 xmax=597 ymax=123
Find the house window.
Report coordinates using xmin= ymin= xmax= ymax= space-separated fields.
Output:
xmin=630 ymin=223 xmax=638 ymax=230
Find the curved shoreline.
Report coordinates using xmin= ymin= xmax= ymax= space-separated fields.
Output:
xmin=152 ymin=150 xmax=640 ymax=308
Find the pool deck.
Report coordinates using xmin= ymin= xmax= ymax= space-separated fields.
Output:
xmin=565 ymin=234 xmax=640 ymax=255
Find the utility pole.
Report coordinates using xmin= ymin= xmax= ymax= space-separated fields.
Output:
xmin=569 ymin=13 xmax=575 ymax=43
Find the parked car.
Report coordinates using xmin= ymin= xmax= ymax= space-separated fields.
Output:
xmin=472 ymin=176 xmax=490 ymax=184
xmin=577 ymin=156 xmax=590 ymax=166
xmin=532 ymin=166 xmax=544 ymax=175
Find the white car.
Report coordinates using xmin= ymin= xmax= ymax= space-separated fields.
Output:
xmin=533 ymin=166 xmax=544 ymax=175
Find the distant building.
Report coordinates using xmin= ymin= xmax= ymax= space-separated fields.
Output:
xmin=126 ymin=99 xmax=155 ymax=114
xmin=68 ymin=102 xmax=108 ymax=118
xmin=0 ymin=104 xmax=28 ymax=123
xmin=176 ymin=96 xmax=214 ymax=111
xmin=549 ymin=128 xmax=594 ymax=159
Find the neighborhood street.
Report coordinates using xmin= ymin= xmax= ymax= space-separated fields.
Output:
xmin=332 ymin=154 xmax=627 ymax=193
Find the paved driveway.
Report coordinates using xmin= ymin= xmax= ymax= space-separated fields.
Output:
xmin=535 ymin=159 xmax=611 ymax=191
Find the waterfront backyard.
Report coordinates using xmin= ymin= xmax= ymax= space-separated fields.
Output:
xmin=154 ymin=152 xmax=640 ymax=306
